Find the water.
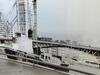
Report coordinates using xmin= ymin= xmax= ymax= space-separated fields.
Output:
xmin=0 ymin=59 xmax=67 ymax=75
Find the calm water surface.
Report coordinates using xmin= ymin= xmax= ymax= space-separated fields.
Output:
xmin=0 ymin=59 xmax=67 ymax=75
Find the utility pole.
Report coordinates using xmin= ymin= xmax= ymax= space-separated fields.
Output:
xmin=32 ymin=0 xmax=37 ymax=40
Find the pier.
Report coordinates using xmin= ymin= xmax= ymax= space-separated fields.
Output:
xmin=33 ymin=40 xmax=100 ymax=56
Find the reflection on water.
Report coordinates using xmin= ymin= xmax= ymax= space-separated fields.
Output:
xmin=0 ymin=59 xmax=67 ymax=75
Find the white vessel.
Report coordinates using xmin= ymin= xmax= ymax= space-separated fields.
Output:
xmin=0 ymin=0 xmax=100 ymax=75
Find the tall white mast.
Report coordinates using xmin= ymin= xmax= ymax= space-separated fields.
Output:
xmin=32 ymin=0 xmax=37 ymax=40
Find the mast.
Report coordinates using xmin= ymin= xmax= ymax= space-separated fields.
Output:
xmin=0 ymin=12 xmax=2 ymax=22
xmin=32 ymin=0 xmax=37 ymax=40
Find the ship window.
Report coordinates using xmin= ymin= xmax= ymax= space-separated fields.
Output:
xmin=28 ymin=29 xmax=33 ymax=38
xmin=41 ymin=55 xmax=44 ymax=59
xmin=1 ymin=40 xmax=4 ymax=44
xmin=48 ymin=57 xmax=50 ymax=60
xmin=45 ymin=56 xmax=47 ymax=60
xmin=15 ymin=33 xmax=21 ymax=37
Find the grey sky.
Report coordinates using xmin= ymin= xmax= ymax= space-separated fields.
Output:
xmin=1 ymin=0 xmax=100 ymax=47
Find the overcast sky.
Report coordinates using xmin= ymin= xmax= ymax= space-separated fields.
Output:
xmin=1 ymin=0 xmax=100 ymax=47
